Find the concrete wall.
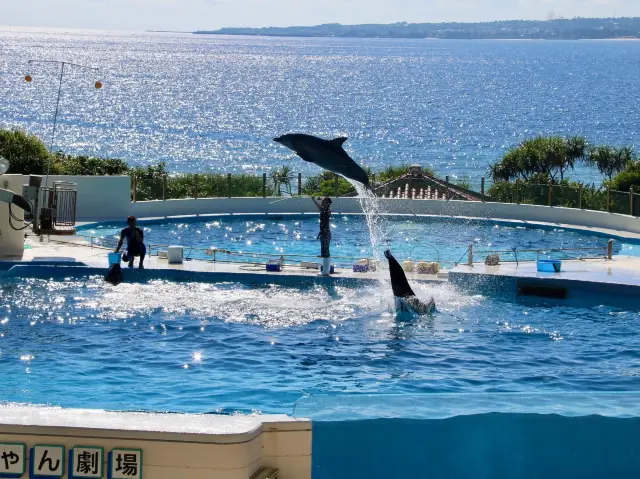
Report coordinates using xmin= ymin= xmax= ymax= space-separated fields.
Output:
xmin=0 ymin=174 xmax=26 ymax=258
xmin=23 ymin=175 xmax=131 ymax=221
xmin=0 ymin=407 xmax=311 ymax=479
xmin=22 ymin=173 xmax=640 ymax=236
xmin=129 ymin=197 xmax=640 ymax=236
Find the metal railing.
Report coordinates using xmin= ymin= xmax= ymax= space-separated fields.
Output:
xmin=458 ymin=240 xmax=615 ymax=267
xmin=35 ymin=181 xmax=78 ymax=232
xmin=491 ymin=180 xmax=637 ymax=216
xmin=129 ymin=173 xmax=640 ymax=219
xmin=75 ymin=233 xmax=615 ymax=271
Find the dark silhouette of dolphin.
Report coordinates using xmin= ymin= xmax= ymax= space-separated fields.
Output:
xmin=273 ymin=133 xmax=371 ymax=188
xmin=384 ymin=249 xmax=435 ymax=315
xmin=105 ymin=262 xmax=123 ymax=286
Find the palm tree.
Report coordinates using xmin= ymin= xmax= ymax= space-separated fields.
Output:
xmin=587 ymin=145 xmax=619 ymax=180
xmin=562 ymin=136 xmax=587 ymax=180
xmin=270 ymin=165 xmax=295 ymax=196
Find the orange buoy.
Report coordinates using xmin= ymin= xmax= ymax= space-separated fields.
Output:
xmin=25 ymin=75 xmax=32 ymax=83
xmin=95 ymin=80 xmax=103 ymax=89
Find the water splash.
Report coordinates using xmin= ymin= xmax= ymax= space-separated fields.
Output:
xmin=352 ymin=182 xmax=389 ymax=286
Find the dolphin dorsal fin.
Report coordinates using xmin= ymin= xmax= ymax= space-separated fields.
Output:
xmin=330 ymin=137 xmax=348 ymax=147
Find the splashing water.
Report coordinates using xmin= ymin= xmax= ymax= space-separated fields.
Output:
xmin=352 ymin=182 xmax=389 ymax=285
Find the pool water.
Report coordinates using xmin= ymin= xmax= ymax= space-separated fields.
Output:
xmin=1 ymin=276 xmax=639 ymax=416
xmin=80 ymin=215 xmax=634 ymax=266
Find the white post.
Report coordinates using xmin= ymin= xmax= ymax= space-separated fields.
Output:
xmin=0 ymin=175 xmax=27 ymax=258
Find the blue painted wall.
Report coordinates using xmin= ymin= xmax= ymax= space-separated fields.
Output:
xmin=312 ymin=413 xmax=640 ymax=479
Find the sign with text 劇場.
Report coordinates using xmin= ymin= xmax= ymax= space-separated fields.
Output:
xmin=0 ymin=444 xmax=143 ymax=479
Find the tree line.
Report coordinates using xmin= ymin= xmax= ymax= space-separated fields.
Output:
xmin=488 ymin=136 xmax=639 ymax=212
xmin=199 ymin=17 xmax=640 ymax=40
xmin=0 ymin=129 xmax=418 ymax=200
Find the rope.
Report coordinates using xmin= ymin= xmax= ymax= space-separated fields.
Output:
xmin=8 ymin=204 xmax=33 ymax=231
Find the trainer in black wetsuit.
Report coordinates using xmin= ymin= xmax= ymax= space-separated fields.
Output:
xmin=313 ymin=197 xmax=332 ymax=259
xmin=115 ymin=215 xmax=146 ymax=269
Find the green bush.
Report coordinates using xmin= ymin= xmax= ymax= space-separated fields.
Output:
xmin=302 ymin=171 xmax=356 ymax=197
xmin=53 ymin=153 xmax=130 ymax=176
xmin=0 ymin=129 xmax=51 ymax=174
xmin=608 ymin=161 xmax=640 ymax=192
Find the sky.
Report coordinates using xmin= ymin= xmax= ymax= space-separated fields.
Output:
xmin=1 ymin=0 xmax=639 ymax=31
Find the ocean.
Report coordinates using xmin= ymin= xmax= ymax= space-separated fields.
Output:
xmin=1 ymin=27 xmax=639 ymax=186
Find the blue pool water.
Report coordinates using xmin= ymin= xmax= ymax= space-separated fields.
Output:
xmin=79 ymin=214 xmax=633 ymax=266
xmin=1 ymin=274 xmax=639 ymax=415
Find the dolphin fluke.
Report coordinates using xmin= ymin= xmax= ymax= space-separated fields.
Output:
xmin=385 ymin=249 xmax=435 ymax=315
xmin=273 ymin=133 xmax=371 ymax=189
xmin=385 ymin=249 xmax=416 ymax=298
xmin=105 ymin=263 xmax=123 ymax=285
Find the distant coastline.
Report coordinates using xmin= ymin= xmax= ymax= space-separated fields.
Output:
xmin=195 ymin=17 xmax=640 ymax=40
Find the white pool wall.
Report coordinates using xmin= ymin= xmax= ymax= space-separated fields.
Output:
xmin=23 ymin=175 xmax=640 ymax=237
xmin=0 ymin=406 xmax=311 ymax=479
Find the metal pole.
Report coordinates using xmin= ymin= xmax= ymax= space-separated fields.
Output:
xmin=298 ymin=173 xmax=302 ymax=196
xmin=334 ymin=173 xmax=339 ymax=196
xmin=515 ymin=178 xmax=520 ymax=204
xmin=371 ymin=173 xmax=376 ymax=192
xmin=445 ymin=176 xmax=450 ymax=200
xmin=163 ymin=174 xmax=167 ymax=201
xmin=579 ymin=183 xmax=583 ymax=209
xmin=548 ymin=180 xmax=552 ymax=207
xmin=227 ymin=173 xmax=232 ymax=198
xmin=630 ymin=187 xmax=634 ymax=216
xmin=481 ymin=177 xmax=485 ymax=201
xmin=607 ymin=187 xmax=610 ymax=213
xmin=262 ymin=173 xmax=267 ymax=198
xmin=467 ymin=243 xmax=473 ymax=266
xmin=132 ymin=176 xmax=136 ymax=203
xmin=194 ymin=174 xmax=199 ymax=199
xmin=48 ymin=63 xmax=65 ymax=157
xmin=607 ymin=239 xmax=613 ymax=260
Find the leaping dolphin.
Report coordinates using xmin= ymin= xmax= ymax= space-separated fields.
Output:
xmin=0 ymin=188 xmax=31 ymax=213
xmin=273 ymin=133 xmax=371 ymax=189
xmin=384 ymin=249 xmax=435 ymax=315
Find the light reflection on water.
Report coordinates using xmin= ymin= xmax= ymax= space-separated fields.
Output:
xmin=0 ymin=276 xmax=639 ymax=415
xmin=81 ymin=215 xmax=628 ymax=266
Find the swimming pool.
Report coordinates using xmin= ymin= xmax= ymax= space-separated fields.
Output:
xmin=2 ymin=275 xmax=639 ymax=416
xmin=78 ymin=214 xmax=634 ymax=266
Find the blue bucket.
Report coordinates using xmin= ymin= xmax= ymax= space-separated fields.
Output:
xmin=108 ymin=252 xmax=121 ymax=267
xmin=537 ymin=259 xmax=562 ymax=273
xmin=321 ymin=265 xmax=335 ymax=274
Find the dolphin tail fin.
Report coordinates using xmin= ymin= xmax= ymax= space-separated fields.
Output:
xmin=385 ymin=249 xmax=417 ymax=298
xmin=105 ymin=263 xmax=123 ymax=286
xmin=330 ymin=137 xmax=348 ymax=147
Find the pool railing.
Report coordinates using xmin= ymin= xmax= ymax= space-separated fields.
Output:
xmin=131 ymin=172 xmax=640 ymax=218
xmin=70 ymin=233 xmax=615 ymax=271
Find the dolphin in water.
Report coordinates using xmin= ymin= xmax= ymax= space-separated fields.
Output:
xmin=0 ymin=188 xmax=31 ymax=213
xmin=273 ymin=133 xmax=371 ymax=188
xmin=105 ymin=262 xmax=123 ymax=286
xmin=384 ymin=249 xmax=435 ymax=315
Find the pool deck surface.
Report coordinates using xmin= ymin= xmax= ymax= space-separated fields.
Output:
xmin=17 ymin=236 xmax=445 ymax=282
xmin=9 ymin=235 xmax=640 ymax=290
xmin=450 ymin=255 xmax=640 ymax=288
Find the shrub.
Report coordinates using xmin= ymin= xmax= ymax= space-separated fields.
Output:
xmin=0 ymin=129 xmax=51 ymax=174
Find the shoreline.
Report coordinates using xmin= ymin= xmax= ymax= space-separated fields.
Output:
xmin=194 ymin=31 xmax=640 ymax=41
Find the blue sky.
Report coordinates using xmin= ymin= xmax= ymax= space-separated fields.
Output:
xmin=1 ymin=0 xmax=639 ymax=31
